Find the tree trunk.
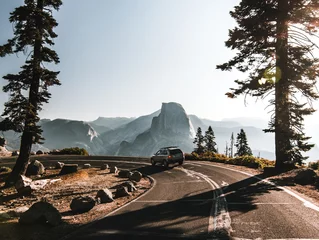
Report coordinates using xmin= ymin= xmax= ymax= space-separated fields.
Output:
xmin=275 ymin=0 xmax=290 ymax=170
xmin=230 ymin=133 xmax=234 ymax=158
xmin=5 ymin=0 xmax=43 ymax=186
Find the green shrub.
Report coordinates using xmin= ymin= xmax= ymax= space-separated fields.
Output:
xmin=210 ymin=153 xmax=230 ymax=163
xmin=309 ymin=161 xmax=319 ymax=170
xmin=58 ymin=147 xmax=89 ymax=156
xmin=185 ymin=152 xmax=200 ymax=160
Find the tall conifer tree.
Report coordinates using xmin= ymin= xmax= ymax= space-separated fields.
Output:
xmin=193 ymin=127 xmax=205 ymax=154
xmin=204 ymin=126 xmax=217 ymax=153
xmin=0 ymin=0 xmax=62 ymax=185
xmin=217 ymin=0 xmax=319 ymax=168
xmin=235 ymin=129 xmax=253 ymax=156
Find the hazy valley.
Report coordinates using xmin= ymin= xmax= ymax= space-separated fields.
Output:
xmin=2 ymin=102 xmax=319 ymax=161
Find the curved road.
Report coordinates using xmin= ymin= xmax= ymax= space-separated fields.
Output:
xmin=2 ymin=158 xmax=319 ymax=239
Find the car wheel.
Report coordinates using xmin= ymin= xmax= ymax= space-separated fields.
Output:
xmin=163 ymin=160 xmax=169 ymax=168
xmin=178 ymin=160 xmax=183 ymax=165
xmin=151 ymin=159 xmax=156 ymax=166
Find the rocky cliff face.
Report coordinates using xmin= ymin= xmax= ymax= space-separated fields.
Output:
xmin=40 ymin=119 xmax=104 ymax=154
xmin=150 ymin=102 xmax=195 ymax=138
xmin=116 ymin=102 xmax=196 ymax=156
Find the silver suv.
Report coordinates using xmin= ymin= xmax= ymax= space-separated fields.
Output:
xmin=150 ymin=146 xmax=184 ymax=168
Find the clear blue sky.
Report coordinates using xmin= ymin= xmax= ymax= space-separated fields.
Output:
xmin=0 ymin=0 xmax=318 ymax=126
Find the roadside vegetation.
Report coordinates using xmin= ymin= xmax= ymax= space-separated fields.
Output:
xmin=309 ymin=160 xmax=319 ymax=171
xmin=53 ymin=147 xmax=89 ymax=156
xmin=191 ymin=126 xmax=274 ymax=169
xmin=185 ymin=152 xmax=274 ymax=170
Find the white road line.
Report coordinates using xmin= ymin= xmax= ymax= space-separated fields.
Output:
xmin=186 ymin=162 xmax=319 ymax=212
xmin=159 ymin=180 xmax=205 ymax=184
xmin=178 ymin=168 xmax=232 ymax=236
xmin=178 ymin=167 xmax=201 ymax=179
xmin=135 ymin=199 xmax=214 ymax=203
xmin=227 ymin=202 xmax=297 ymax=205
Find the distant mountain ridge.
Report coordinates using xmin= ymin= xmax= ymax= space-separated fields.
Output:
xmin=1 ymin=102 xmax=319 ymax=161
xmin=90 ymin=117 xmax=135 ymax=130
xmin=116 ymin=102 xmax=196 ymax=156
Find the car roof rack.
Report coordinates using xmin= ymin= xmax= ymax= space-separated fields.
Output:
xmin=161 ymin=146 xmax=178 ymax=149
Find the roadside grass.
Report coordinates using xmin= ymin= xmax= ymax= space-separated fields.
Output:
xmin=53 ymin=147 xmax=89 ymax=156
xmin=185 ymin=152 xmax=275 ymax=170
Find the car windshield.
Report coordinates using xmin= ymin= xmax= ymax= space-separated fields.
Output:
xmin=169 ymin=149 xmax=182 ymax=155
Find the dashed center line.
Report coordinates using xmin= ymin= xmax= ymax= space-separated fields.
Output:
xmin=177 ymin=167 xmax=232 ymax=236
xmin=159 ymin=180 xmax=205 ymax=184
xmin=227 ymin=202 xmax=297 ymax=205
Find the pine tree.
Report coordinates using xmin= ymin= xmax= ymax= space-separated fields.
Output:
xmin=193 ymin=127 xmax=205 ymax=154
xmin=204 ymin=126 xmax=217 ymax=153
xmin=217 ymin=1 xmax=319 ymax=168
xmin=230 ymin=132 xmax=234 ymax=158
xmin=235 ymin=129 xmax=253 ymax=157
xmin=0 ymin=0 xmax=62 ymax=185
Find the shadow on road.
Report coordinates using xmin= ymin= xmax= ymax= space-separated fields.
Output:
xmin=128 ymin=162 xmax=182 ymax=179
xmin=221 ymin=173 xmax=282 ymax=213
xmin=67 ymin=169 xmax=283 ymax=240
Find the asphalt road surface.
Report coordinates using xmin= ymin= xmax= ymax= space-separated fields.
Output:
xmin=2 ymin=158 xmax=319 ymax=240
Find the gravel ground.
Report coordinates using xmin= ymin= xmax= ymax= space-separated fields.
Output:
xmin=0 ymin=167 xmax=152 ymax=240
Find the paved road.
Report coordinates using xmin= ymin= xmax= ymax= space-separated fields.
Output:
xmin=2 ymin=158 xmax=319 ymax=239
xmin=59 ymin=161 xmax=319 ymax=240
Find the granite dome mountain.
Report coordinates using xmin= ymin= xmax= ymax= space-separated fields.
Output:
xmin=1 ymin=102 xmax=319 ymax=161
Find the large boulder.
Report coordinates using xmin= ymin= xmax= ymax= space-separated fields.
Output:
xmin=19 ymin=201 xmax=61 ymax=226
xmin=100 ymin=164 xmax=109 ymax=170
xmin=70 ymin=196 xmax=95 ymax=213
xmin=129 ymin=171 xmax=143 ymax=182
xmin=59 ymin=164 xmax=78 ymax=175
xmin=122 ymin=181 xmax=137 ymax=192
xmin=110 ymin=166 xmax=118 ymax=174
xmin=0 ymin=137 xmax=6 ymax=147
xmin=118 ymin=170 xmax=132 ymax=178
xmin=15 ymin=175 xmax=33 ymax=195
xmin=294 ymin=168 xmax=317 ymax=185
xmin=26 ymin=160 xmax=45 ymax=176
xmin=55 ymin=161 xmax=64 ymax=169
xmin=83 ymin=163 xmax=91 ymax=169
xmin=12 ymin=151 xmax=19 ymax=157
xmin=96 ymin=189 xmax=114 ymax=203
xmin=115 ymin=186 xmax=130 ymax=198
